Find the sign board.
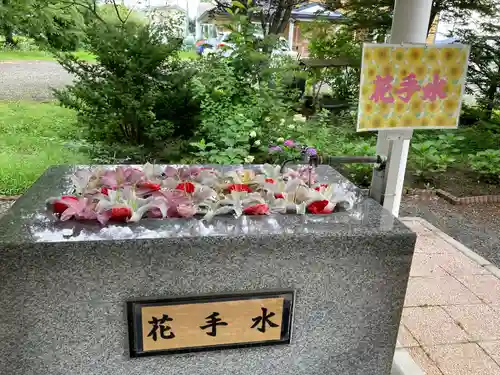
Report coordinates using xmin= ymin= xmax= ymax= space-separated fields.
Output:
xmin=127 ymin=290 xmax=294 ymax=357
xmin=357 ymin=43 xmax=470 ymax=131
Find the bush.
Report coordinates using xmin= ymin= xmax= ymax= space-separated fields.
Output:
xmin=54 ymin=20 xmax=199 ymax=148
xmin=263 ymin=109 xmax=376 ymax=186
xmin=302 ymin=23 xmax=362 ymax=104
xmin=6 ymin=36 xmax=40 ymax=51
xmin=409 ymin=140 xmax=457 ymax=183
xmin=469 ymin=149 xmax=500 ymax=183
xmin=460 ymin=104 xmax=485 ymax=126
xmin=187 ymin=6 xmax=301 ymax=164
xmin=189 ymin=55 xmax=296 ymax=163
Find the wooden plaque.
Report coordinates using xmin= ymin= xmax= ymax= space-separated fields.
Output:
xmin=127 ymin=290 xmax=295 ymax=357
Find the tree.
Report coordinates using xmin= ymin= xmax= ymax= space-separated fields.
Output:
xmin=0 ymin=0 xmax=87 ymax=49
xmin=0 ymin=0 xmax=34 ymax=46
xmin=302 ymin=21 xmax=361 ymax=103
xmin=213 ymin=0 xmax=307 ymax=37
xmin=54 ymin=0 xmax=199 ymax=146
xmin=455 ymin=22 xmax=500 ymax=119
xmin=330 ymin=0 xmax=499 ymax=42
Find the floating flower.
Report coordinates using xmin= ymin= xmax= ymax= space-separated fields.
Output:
xmin=178 ymin=167 xmax=201 ymax=180
xmin=47 ymin=196 xmax=97 ymax=221
xmin=249 ymin=130 xmax=257 ymax=138
xmin=277 ymin=137 xmax=284 ymax=143
xmin=228 ymin=184 xmax=252 ymax=193
xmin=137 ymin=181 xmax=161 ymax=191
xmin=164 ymin=166 xmax=178 ymax=178
xmin=71 ymin=169 xmax=99 ymax=195
xmin=176 ymin=182 xmax=195 ymax=193
xmin=269 ymin=146 xmax=282 ymax=153
xmin=243 ymin=204 xmax=269 ymax=215
xmin=143 ymin=162 xmax=164 ymax=180
xmin=284 ymin=139 xmax=295 ymax=147
xmin=314 ymin=184 xmax=329 ymax=192
xmin=48 ymin=195 xmax=79 ymax=214
xmin=100 ymin=186 xmax=114 ymax=196
xmin=110 ymin=207 xmax=132 ymax=221
xmin=46 ymin=162 xmax=356 ymax=224
xmin=254 ymin=140 xmax=261 ymax=146
xmin=176 ymin=203 xmax=198 ymax=218
xmin=307 ymin=200 xmax=331 ymax=214
xmin=100 ymin=166 xmax=144 ymax=188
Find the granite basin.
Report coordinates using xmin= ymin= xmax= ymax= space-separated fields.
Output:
xmin=0 ymin=165 xmax=416 ymax=375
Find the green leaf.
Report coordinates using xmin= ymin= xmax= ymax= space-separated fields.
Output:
xmin=233 ymin=1 xmax=246 ymax=9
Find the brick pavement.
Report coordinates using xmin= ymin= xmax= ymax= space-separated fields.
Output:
xmin=399 ymin=217 xmax=500 ymax=375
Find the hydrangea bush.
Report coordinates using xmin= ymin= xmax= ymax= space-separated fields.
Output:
xmin=46 ymin=163 xmax=356 ymax=225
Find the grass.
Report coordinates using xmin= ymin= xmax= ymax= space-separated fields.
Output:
xmin=0 ymin=101 xmax=90 ymax=196
xmin=179 ymin=50 xmax=198 ymax=60
xmin=0 ymin=49 xmax=197 ymax=62
xmin=0 ymin=49 xmax=96 ymax=62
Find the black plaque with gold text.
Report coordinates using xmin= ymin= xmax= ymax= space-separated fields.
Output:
xmin=127 ymin=290 xmax=294 ymax=357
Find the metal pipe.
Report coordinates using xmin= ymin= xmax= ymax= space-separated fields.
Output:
xmin=279 ymin=155 xmax=386 ymax=174
xmin=321 ymin=155 xmax=382 ymax=165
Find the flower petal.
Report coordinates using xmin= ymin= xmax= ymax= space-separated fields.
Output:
xmin=96 ymin=210 xmax=113 ymax=225
xmin=177 ymin=203 xmax=197 ymax=218
xmin=164 ymin=166 xmax=178 ymax=178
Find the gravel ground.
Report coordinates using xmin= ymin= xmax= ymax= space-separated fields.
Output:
xmin=401 ymin=195 xmax=500 ymax=268
xmin=0 ymin=61 xmax=73 ymax=100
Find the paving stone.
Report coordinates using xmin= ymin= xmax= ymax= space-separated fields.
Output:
xmin=405 ymin=276 xmax=483 ymax=307
xmin=410 ymin=254 xmax=449 ymax=277
xmin=397 ymin=324 xmax=419 ymax=348
xmin=402 ymin=307 xmax=468 ymax=346
xmin=407 ymin=347 xmax=443 ymax=375
xmin=478 ymin=341 xmax=500 ymax=366
xmin=443 ymin=304 xmax=500 ymax=341
xmin=452 ymin=274 xmax=500 ymax=305
xmin=425 ymin=343 xmax=500 ymax=375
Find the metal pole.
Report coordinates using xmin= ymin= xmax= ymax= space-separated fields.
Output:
xmin=370 ymin=0 xmax=433 ymax=217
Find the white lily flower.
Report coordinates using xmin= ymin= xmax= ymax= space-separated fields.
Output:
xmin=293 ymin=114 xmax=307 ymax=123
xmin=261 ymin=164 xmax=281 ymax=178
xmin=71 ymin=169 xmax=94 ymax=195
xmin=142 ymin=162 xmax=164 ymax=180
xmin=244 ymin=155 xmax=255 ymax=163
xmin=224 ymin=171 xmax=243 ymax=184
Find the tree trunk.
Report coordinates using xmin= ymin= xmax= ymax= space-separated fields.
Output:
xmin=268 ymin=4 xmax=284 ymax=35
xmin=276 ymin=6 xmax=292 ymax=35
xmin=4 ymin=27 xmax=17 ymax=48
xmin=484 ymin=83 xmax=497 ymax=120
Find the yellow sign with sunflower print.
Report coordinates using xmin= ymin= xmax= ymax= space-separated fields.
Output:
xmin=357 ymin=43 xmax=470 ymax=132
